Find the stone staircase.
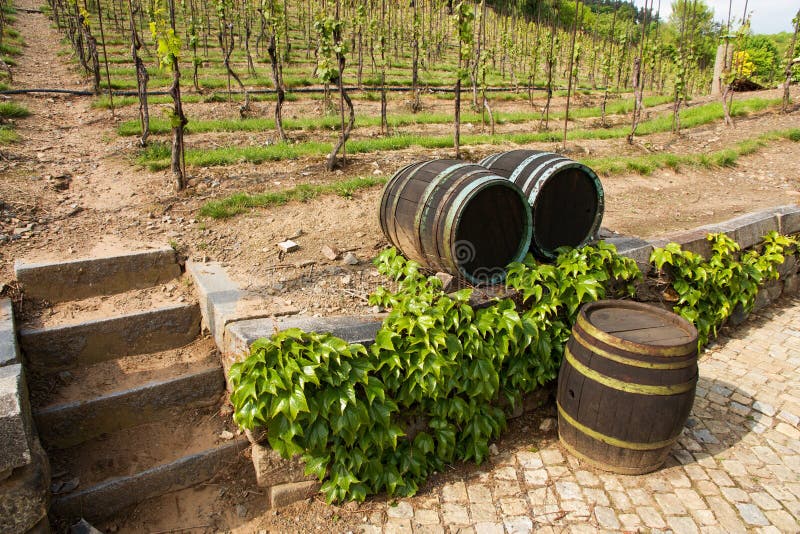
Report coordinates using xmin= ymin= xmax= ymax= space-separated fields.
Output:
xmin=14 ymin=246 xmax=247 ymax=524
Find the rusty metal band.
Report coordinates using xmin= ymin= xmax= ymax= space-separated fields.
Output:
xmin=576 ymin=313 xmax=696 ymax=358
xmin=557 ymin=402 xmax=680 ymax=451
xmin=564 ymin=347 xmax=696 ymax=396
xmin=571 ymin=328 xmax=696 ymax=370
xmin=558 ymin=435 xmax=668 ymax=475
xmin=511 ymin=152 xmax=557 ymax=189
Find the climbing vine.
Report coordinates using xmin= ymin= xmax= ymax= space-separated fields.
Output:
xmin=651 ymin=232 xmax=798 ymax=349
xmin=230 ymin=242 xmax=640 ymax=503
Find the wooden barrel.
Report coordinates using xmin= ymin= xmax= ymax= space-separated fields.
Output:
xmin=556 ymin=300 xmax=698 ymax=475
xmin=379 ymin=160 xmax=532 ymax=284
xmin=479 ymin=150 xmax=604 ymax=260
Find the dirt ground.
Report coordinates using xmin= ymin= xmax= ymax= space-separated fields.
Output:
xmin=2 ymin=1 xmax=800 ymax=531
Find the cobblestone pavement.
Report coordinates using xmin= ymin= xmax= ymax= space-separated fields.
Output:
xmin=359 ymin=295 xmax=800 ymax=533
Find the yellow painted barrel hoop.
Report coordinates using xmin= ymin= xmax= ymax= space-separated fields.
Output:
xmin=564 ymin=347 xmax=697 ymax=396
xmin=570 ymin=327 xmax=697 ymax=370
xmin=576 ymin=302 xmax=698 ymax=358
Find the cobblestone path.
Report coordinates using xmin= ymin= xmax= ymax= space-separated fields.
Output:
xmin=361 ymin=295 xmax=800 ymax=533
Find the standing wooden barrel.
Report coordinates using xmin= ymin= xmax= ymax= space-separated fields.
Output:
xmin=557 ymin=300 xmax=698 ymax=475
xmin=379 ymin=160 xmax=532 ymax=284
xmin=479 ymin=150 xmax=604 ymax=260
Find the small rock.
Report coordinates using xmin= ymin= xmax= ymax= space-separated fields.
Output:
xmin=219 ymin=430 xmax=235 ymax=440
xmin=435 ymin=272 xmax=454 ymax=292
xmin=342 ymin=252 xmax=359 ymax=265
xmin=489 ymin=443 xmax=500 ymax=456
xmin=278 ymin=240 xmax=299 ymax=253
xmin=539 ymin=418 xmax=557 ymax=432
xmin=295 ymin=259 xmax=316 ymax=268
xmin=340 ymin=275 xmax=352 ymax=286
xmin=70 ymin=518 xmax=103 ymax=534
xmin=371 ymin=305 xmax=384 ymax=314
xmin=321 ymin=245 xmax=340 ymax=261
xmin=288 ymin=228 xmax=303 ymax=239
xmin=235 ymin=504 xmax=248 ymax=519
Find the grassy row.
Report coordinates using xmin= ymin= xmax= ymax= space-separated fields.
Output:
xmin=137 ymin=97 xmax=781 ymax=170
xmin=198 ymin=128 xmax=800 ymax=220
xmin=583 ymin=128 xmax=800 ymax=176
xmin=199 ymin=175 xmax=386 ymax=219
xmin=117 ymin=95 xmax=674 ymax=137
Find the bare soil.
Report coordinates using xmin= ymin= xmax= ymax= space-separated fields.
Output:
xmin=30 ymin=336 xmax=219 ymax=408
xmin=2 ymin=1 xmax=800 ymax=531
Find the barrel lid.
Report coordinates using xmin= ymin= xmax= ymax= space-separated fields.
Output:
xmin=579 ymin=300 xmax=698 ymax=356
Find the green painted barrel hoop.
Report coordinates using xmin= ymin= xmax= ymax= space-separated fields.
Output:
xmin=415 ymin=164 xmax=487 ymax=273
xmin=440 ymin=177 xmax=533 ymax=285
xmin=528 ymin=161 xmax=605 ymax=261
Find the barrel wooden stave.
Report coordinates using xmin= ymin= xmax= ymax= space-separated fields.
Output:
xmin=379 ymin=160 xmax=532 ymax=284
xmin=557 ymin=300 xmax=698 ymax=475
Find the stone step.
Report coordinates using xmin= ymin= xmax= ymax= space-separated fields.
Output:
xmin=48 ymin=404 xmax=247 ymax=523
xmin=30 ymin=336 xmax=218 ymax=409
xmin=20 ymin=303 xmax=201 ymax=372
xmin=35 ymin=361 xmax=224 ymax=449
xmin=15 ymin=246 xmax=181 ymax=303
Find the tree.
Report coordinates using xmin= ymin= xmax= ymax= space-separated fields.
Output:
xmin=128 ymin=0 xmax=149 ymax=146
xmin=784 ymin=10 xmax=800 ymax=113
xmin=453 ymin=1 xmax=474 ymax=159
xmin=315 ymin=2 xmax=355 ymax=171
xmin=262 ymin=0 xmax=287 ymax=141
xmin=562 ymin=0 xmax=581 ymax=151
xmin=151 ymin=0 xmax=188 ymax=191
xmin=217 ymin=0 xmax=250 ymax=116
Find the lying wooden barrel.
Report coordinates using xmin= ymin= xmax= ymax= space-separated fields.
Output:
xmin=557 ymin=300 xmax=698 ymax=475
xmin=479 ymin=150 xmax=604 ymax=260
xmin=379 ymin=160 xmax=532 ymax=284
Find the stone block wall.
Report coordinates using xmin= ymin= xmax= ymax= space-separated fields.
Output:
xmin=189 ymin=205 xmax=800 ymax=511
xmin=0 ymin=299 xmax=50 ymax=533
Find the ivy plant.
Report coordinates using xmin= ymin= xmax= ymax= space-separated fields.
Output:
xmin=651 ymin=231 xmax=798 ymax=348
xmin=230 ymin=242 xmax=641 ymax=504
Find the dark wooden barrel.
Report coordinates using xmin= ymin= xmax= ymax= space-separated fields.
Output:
xmin=479 ymin=150 xmax=604 ymax=260
xmin=379 ymin=160 xmax=532 ymax=284
xmin=557 ymin=300 xmax=698 ymax=475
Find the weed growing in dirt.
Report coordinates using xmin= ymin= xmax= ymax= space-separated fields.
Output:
xmin=583 ymin=128 xmax=800 ymax=176
xmin=0 ymin=126 xmax=19 ymax=144
xmin=199 ymin=175 xmax=386 ymax=219
xmin=134 ymin=97 xmax=787 ymax=170
xmin=0 ymin=102 xmax=29 ymax=119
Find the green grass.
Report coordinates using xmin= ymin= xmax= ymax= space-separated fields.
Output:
xmin=0 ymin=125 xmax=20 ymax=144
xmin=136 ymin=96 xmax=785 ymax=170
xmin=199 ymin=175 xmax=386 ymax=219
xmin=92 ymin=91 xmax=300 ymax=109
xmin=582 ymin=128 xmax=800 ymax=176
xmin=0 ymin=102 xmax=29 ymax=119
xmin=116 ymin=95 xmax=674 ymax=138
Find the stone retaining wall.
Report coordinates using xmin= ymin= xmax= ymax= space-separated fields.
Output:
xmin=189 ymin=204 xmax=800 ymax=510
xmin=0 ymin=299 xmax=50 ymax=533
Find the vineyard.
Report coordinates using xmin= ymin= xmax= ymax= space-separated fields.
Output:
xmin=0 ymin=0 xmax=798 ymax=531
xmin=29 ymin=0 xmax=800 ymax=183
